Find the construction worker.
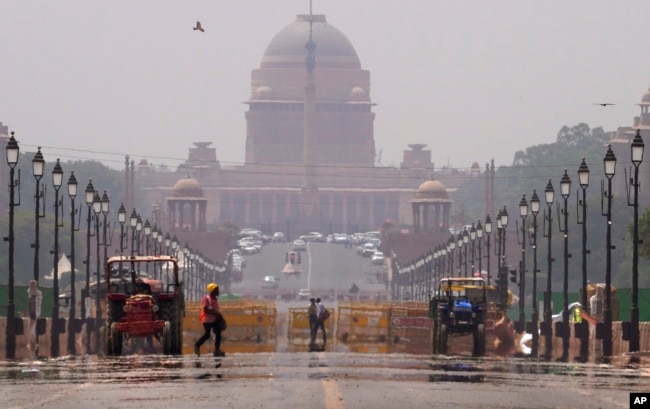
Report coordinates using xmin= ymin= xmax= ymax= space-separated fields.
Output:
xmin=194 ymin=282 xmax=226 ymax=357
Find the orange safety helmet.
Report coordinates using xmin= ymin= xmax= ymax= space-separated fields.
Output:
xmin=207 ymin=283 xmax=219 ymax=293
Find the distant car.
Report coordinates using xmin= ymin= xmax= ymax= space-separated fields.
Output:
xmin=293 ymin=239 xmax=307 ymax=251
xmin=271 ymin=232 xmax=286 ymax=243
xmin=371 ymin=250 xmax=385 ymax=265
xmin=297 ymin=288 xmax=312 ymax=298
xmin=300 ymin=232 xmax=325 ymax=242
xmin=262 ymin=275 xmax=279 ymax=289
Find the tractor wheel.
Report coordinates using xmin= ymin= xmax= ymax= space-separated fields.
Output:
xmin=161 ymin=301 xmax=182 ymax=354
xmin=111 ymin=322 xmax=123 ymax=356
xmin=162 ymin=321 xmax=172 ymax=355
xmin=473 ymin=324 xmax=486 ymax=357
xmin=432 ymin=321 xmax=440 ymax=354
xmin=439 ymin=324 xmax=448 ymax=355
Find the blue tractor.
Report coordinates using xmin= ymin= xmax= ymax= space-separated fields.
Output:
xmin=431 ymin=277 xmax=488 ymax=356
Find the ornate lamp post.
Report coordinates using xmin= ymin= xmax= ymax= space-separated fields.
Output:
xmin=32 ymin=147 xmax=45 ymax=283
xmin=66 ymin=171 xmax=78 ymax=355
xmin=475 ymin=221 xmax=483 ymax=276
xmin=529 ymin=190 xmax=540 ymax=358
xmin=117 ymin=203 xmax=126 ymax=276
xmin=448 ymin=236 xmax=455 ymax=276
xmin=498 ymin=207 xmax=509 ymax=307
xmin=543 ymin=179 xmax=555 ymax=360
xmin=83 ymin=179 xmax=95 ymax=351
xmin=50 ymin=159 xmax=64 ymax=358
xmin=558 ymin=169 xmax=571 ymax=362
xmin=144 ymin=220 xmax=151 ymax=275
xmin=517 ymin=194 xmax=528 ymax=334
xmin=602 ymin=145 xmax=616 ymax=358
xmin=456 ymin=233 xmax=463 ymax=276
xmin=577 ymin=158 xmax=590 ymax=361
xmin=5 ymin=132 xmax=20 ymax=360
xmin=484 ymin=215 xmax=492 ymax=285
xmin=91 ymin=190 xmax=102 ymax=353
xmin=129 ymin=208 xmax=138 ymax=256
xmin=463 ymin=229 xmax=469 ymax=276
xmin=628 ymin=130 xmax=644 ymax=353
xmin=469 ymin=224 xmax=477 ymax=276
xmin=135 ymin=215 xmax=143 ymax=255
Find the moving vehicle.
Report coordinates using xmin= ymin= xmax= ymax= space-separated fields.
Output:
xmin=262 ymin=275 xmax=280 ymax=289
xmin=293 ymin=239 xmax=307 ymax=251
xmin=431 ymin=277 xmax=487 ymax=356
xmin=104 ymin=255 xmax=184 ymax=356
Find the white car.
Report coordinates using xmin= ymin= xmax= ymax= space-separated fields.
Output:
xmin=262 ymin=275 xmax=279 ymax=289
xmin=293 ymin=239 xmax=307 ymax=251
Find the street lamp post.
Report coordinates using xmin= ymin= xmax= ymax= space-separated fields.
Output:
xmin=129 ymin=209 xmax=138 ymax=256
xmin=83 ymin=180 xmax=94 ymax=352
xmin=602 ymin=145 xmax=616 ymax=358
xmin=5 ymin=132 xmax=20 ymax=360
xmin=475 ymin=221 xmax=483 ymax=276
xmin=498 ymin=207 xmax=509 ymax=307
xmin=66 ymin=171 xmax=78 ymax=355
xmin=558 ymin=169 xmax=571 ymax=362
xmin=31 ymin=147 xmax=45 ymax=358
xmin=469 ymin=224 xmax=476 ymax=276
xmin=577 ymin=157 xmax=590 ymax=362
xmin=543 ymin=179 xmax=555 ymax=360
xmin=117 ymin=203 xmax=126 ymax=277
xmin=144 ymin=220 xmax=151 ymax=275
xmin=456 ymin=233 xmax=463 ymax=276
xmin=495 ymin=209 xmax=504 ymax=297
xmin=51 ymin=159 xmax=64 ymax=358
xmin=32 ymin=147 xmax=45 ymax=284
xmin=517 ymin=194 xmax=528 ymax=334
xmin=529 ymin=190 xmax=540 ymax=358
xmin=135 ymin=215 xmax=143 ymax=255
xmin=92 ymin=191 xmax=102 ymax=353
xmin=517 ymin=195 xmax=528 ymax=333
xmin=448 ymin=236 xmax=455 ymax=276
xmin=463 ymin=229 xmax=469 ymax=276
xmin=484 ymin=215 xmax=492 ymax=285
xmin=627 ymin=130 xmax=644 ymax=353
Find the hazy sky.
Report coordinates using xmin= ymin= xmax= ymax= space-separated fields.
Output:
xmin=2 ymin=1 xmax=650 ymax=171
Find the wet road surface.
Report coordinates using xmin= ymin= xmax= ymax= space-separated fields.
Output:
xmin=0 ymin=352 xmax=648 ymax=409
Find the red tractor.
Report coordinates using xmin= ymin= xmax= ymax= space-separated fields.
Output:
xmin=105 ymin=255 xmax=184 ymax=356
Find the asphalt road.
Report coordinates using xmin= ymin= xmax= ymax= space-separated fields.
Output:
xmin=231 ymin=242 xmax=388 ymax=299
xmin=1 ymin=352 xmax=647 ymax=409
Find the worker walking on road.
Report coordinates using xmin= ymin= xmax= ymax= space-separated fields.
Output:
xmin=308 ymin=298 xmax=318 ymax=349
xmin=194 ymin=282 xmax=226 ymax=357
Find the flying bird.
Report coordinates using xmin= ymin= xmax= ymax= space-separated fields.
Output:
xmin=593 ymin=103 xmax=615 ymax=106
xmin=193 ymin=21 xmax=204 ymax=32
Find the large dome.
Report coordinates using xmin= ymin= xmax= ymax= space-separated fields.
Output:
xmin=171 ymin=177 xmax=203 ymax=198
xmin=260 ymin=15 xmax=361 ymax=69
xmin=415 ymin=180 xmax=449 ymax=200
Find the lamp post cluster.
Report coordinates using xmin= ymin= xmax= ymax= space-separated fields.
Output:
xmin=392 ymin=210 xmax=509 ymax=304
xmin=2 ymin=137 xmax=230 ymax=359
xmin=494 ymin=137 xmax=643 ymax=361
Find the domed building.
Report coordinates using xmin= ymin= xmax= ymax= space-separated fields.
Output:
xmin=128 ymin=12 xmax=478 ymax=238
xmin=245 ymin=14 xmax=375 ymax=167
xmin=410 ymin=179 xmax=453 ymax=233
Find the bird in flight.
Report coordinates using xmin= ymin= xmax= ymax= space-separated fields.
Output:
xmin=593 ymin=103 xmax=615 ymax=106
xmin=193 ymin=21 xmax=204 ymax=32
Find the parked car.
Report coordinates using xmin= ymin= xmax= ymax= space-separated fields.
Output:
xmin=293 ymin=239 xmax=307 ymax=251
xmin=300 ymin=232 xmax=325 ymax=242
xmin=271 ymin=232 xmax=286 ymax=242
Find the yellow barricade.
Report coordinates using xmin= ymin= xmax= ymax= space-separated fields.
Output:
xmin=389 ymin=302 xmax=431 ymax=354
xmin=183 ymin=300 xmax=277 ymax=354
xmin=337 ymin=301 xmax=391 ymax=348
